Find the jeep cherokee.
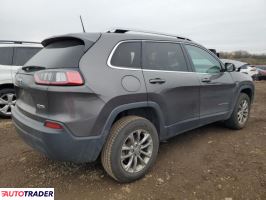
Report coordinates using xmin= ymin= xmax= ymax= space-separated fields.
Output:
xmin=12 ymin=29 xmax=254 ymax=182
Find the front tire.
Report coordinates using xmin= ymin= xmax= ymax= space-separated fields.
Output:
xmin=225 ymin=93 xmax=251 ymax=129
xmin=101 ymin=116 xmax=159 ymax=183
xmin=0 ymin=88 xmax=16 ymax=118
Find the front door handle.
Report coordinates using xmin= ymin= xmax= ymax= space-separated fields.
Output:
xmin=149 ymin=78 xmax=166 ymax=84
xmin=201 ymin=77 xmax=211 ymax=83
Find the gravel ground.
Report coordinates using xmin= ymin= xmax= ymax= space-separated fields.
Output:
xmin=0 ymin=82 xmax=266 ymax=200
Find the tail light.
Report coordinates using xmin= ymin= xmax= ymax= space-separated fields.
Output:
xmin=34 ymin=70 xmax=84 ymax=86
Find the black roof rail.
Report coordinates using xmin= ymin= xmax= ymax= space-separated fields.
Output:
xmin=107 ymin=28 xmax=192 ymax=41
xmin=0 ymin=40 xmax=41 ymax=44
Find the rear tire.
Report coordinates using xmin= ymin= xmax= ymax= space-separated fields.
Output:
xmin=225 ymin=93 xmax=250 ymax=129
xmin=101 ymin=116 xmax=159 ymax=183
xmin=0 ymin=88 xmax=16 ymax=118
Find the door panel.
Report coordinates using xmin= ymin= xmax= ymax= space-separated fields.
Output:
xmin=143 ymin=71 xmax=200 ymax=125
xmin=142 ymin=42 xmax=200 ymax=137
xmin=198 ymin=72 xmax=235 ymax=116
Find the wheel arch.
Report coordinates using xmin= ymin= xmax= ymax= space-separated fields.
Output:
xmin=101 ymin=102 xmax=166 ymax=142
xmin=240 ymin=87 xmax=253 ymax=102
xmin=238 ymin=84 xmax=254 ymax=102
xmin=226 ymin=83 xmax=254 ymax=120
xmin=0 ymin=83 xmax=14 ymax=91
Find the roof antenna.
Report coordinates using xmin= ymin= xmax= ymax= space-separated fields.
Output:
xmin=80 ymin=15 xmax=86 ymax=33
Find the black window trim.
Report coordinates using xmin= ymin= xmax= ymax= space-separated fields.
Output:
xmin=182 ymin=43 xmax=225 ymax=74
xmin=107 ymin=40 xmax=195 ymax=73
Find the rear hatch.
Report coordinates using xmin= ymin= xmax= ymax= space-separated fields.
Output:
xmin=14 ymin=33 xmax=101 ymax=121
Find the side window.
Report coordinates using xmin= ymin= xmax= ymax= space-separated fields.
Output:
xmin=143 ymin=42 xmax=188 ymax=71
xmin=13 ymin=47 xmax=41 ymax=66
xmin=185 ymin=45 xmax=221 ymax=74
xmin=110 ymin=42 xmax=141 ymax=68
xmin=0 ymin=47 xmax=13 ymax=65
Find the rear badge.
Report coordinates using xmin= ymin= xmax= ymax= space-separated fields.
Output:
xmin=37 ymin=104 xmax=46 ymax=109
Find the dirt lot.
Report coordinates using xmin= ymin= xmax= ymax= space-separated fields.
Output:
xmin=0 ymin=82 xmax=266 ymax=200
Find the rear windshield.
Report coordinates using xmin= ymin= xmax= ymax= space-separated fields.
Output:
xmin=13 ymin=47 xmax=41 ymax=66
xmin=25 ymin=39 xmax=91 ymax=68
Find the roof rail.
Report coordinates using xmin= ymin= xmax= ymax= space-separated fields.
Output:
xmin=107 ymin=28 xmax=191 ymax=41
xmin=0 ymin=40 xmax=41 ymax=44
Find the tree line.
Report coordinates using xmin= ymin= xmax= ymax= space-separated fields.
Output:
xmin=219 ymin=51 xmax=266 ymax=65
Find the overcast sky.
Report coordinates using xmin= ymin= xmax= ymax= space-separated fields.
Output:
xmin=0 ymin=0 xmax=265 ymax=53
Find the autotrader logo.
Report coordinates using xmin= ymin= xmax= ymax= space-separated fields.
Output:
xmin=0 ymin=188 xmax=54 ymax=200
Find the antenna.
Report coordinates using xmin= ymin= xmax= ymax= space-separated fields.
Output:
xmin=80 ymin=15 xmax=86 ymax=33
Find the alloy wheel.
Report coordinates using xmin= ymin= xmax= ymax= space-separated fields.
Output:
xmin=121 ymin=129 xmax=153 ymax=173
xmin=237 ymin=99 xmax=249 ymax=125
xmin=0 ymin=93 xmax=16 ymax=116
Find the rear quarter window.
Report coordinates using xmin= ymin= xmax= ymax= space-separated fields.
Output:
xmin=110 ymin=42 xmax=141 ymax=68
xmin=0 ymin=47 xmax=13 ymax=65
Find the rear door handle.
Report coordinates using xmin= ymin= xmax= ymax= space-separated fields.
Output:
xmin=201 ymin=77 xmax=211 ymax=83
xmin=149 ymin=78 xmax=166 ymax=84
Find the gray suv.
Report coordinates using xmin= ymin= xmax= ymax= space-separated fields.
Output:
xmin=12 ymin=29 xmax=254 ymax=182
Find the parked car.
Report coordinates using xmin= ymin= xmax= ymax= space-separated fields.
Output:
xmin=220 ymin=59 xmax=258 ymax=80
xmin=12 ymin=29 xmax=254 ymax=183
xmin=0 ymin=41 xmax=42 ymax=118
xmin=256 ymin=66 xmax=266 ymax=80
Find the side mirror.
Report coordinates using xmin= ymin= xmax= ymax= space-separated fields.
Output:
xmin=224 ymin=63 xmax=236 ymax=72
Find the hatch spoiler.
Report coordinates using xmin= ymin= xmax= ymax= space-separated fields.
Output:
xmin=42 ymin=33 xmax=101 ymax=51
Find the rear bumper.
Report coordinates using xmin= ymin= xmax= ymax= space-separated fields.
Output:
xmin=12 ymin=106 xmax=104 ymax=163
